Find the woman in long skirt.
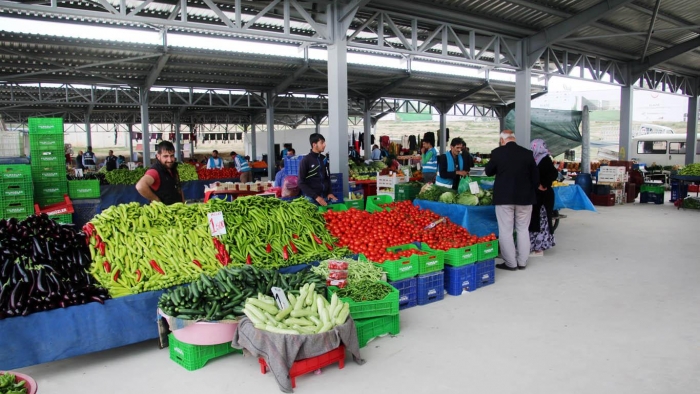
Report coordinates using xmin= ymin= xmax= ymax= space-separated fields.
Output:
xmin=529 ymin=139 xmax=558 ymax=256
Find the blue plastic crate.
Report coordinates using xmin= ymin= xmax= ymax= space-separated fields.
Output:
xmin=417 ymin=271 xmax=444 ymax=305
xmin=389 ymin=277 xmax=417 ymax=310
xmin=444 ymin=264 xmax=476 ymax=295
xmin=283 ymin=155 xmax=304 ymax=176
xmin=475 ymin=259 xmax=495 ymax=289
xmin=330 ymin=173 xmax=344 ymax=203
xmin=670 ymin=181 xmax=688 ymax=202
xmin=72 ymin=198 xmax=101 ymax=229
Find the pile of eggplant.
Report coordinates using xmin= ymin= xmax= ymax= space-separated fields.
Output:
xmin=0 ymin=214 xmax=110 ymax=320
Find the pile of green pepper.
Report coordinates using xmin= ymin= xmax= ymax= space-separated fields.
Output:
xmin=335 ymin=280 xmax=392 ymax=302
xmin=0 ymin=373 xmax=27 ymax=394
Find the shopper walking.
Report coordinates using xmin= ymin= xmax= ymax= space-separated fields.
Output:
xmin=420 ymin=139 xmax=438 ymax=184
xmin=484 ymin=130 xmax=539 ymax=270
xmin=298 ymin=133 xmax=338 ymax=207
xmin=529 ymin=139 xmax=558 ymax=256
xmin=207 ymin=150 xmax=224 ymax=169
xmin=435 ymin=137 xmax=468 ymax=190
xmin=136 ymin=141 xmax=184 ymax=205
xmin=76 ymin=150 xmax=85 ymax=170
xmin=231 ymin=151 xmax=252 ymax=183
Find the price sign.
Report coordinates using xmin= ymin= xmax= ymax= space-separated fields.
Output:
xmin=207 ymin=211 xmax=227 ymax=236
xmin=271 ymin=287 xmax=290 ymax=310
xmin=469 ymin=181 xmax=480 ymax=195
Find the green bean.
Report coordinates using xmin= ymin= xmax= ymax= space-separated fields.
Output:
xmin=335 ymin=280 xmax=391 ymax=302
xmin=312 ymin=258 xmax=385 ymax=282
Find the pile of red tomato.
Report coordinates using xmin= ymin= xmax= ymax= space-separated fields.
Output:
xmin=323 ymin=200 xmax=497 ymax=262
xmin=197 ymin=167 xmax=241 ymax=180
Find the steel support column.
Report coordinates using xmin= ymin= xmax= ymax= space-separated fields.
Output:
xmin=85 ymin=116 xmax=92 ymax=148
xmin=363 ymin=99 xmax=372 ymax=160
xmin=128 ymin=123 xmax=134 ymax=162
xmin=515 ymin=67 xmax=532 ymax=147
xmin=686 ymin=94 xmax=698 ymax=165
xmin=619 ymin=83 xmax=634 ymax=160
xmin=250 ymin=117 xmax=257 ymax=161
xmin=266 ymin=93 xmax=275 ymax=179
xmin=581 ymin=105 xmax=591 ymax=174
xmin=140 ymin=89 xmax=151 ymax=166
xmin=439 ymin=110 xmax=447 ymax=153
xmin=327 ymin=3 xmax=350 ymax=196
xmin=174 ymin=114 xmax=182 ymax=162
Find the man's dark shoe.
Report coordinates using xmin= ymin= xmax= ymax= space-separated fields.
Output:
xmin=518 ymin=265 xmax=527 ymax=270
xmin=496 ymin=263 xmax=517 ymax=271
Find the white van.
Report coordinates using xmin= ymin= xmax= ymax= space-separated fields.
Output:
xmin=635 ymin=124 xmax=675 ymax=137
xmin=632 ymin=133 xmax=700 ymax=166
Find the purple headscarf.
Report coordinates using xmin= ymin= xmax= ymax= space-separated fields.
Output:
xmin=531 ymin=139 xmax=549 ymax=165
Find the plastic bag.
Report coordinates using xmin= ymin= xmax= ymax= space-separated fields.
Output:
xmin=457 ymin=176 xmax=473 ymax=194
xmin=281 ymin=175 xmax=300 ymax=198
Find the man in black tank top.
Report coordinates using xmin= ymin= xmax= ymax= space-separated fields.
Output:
xmin=136 ymin=141 xmax=184 ymax=205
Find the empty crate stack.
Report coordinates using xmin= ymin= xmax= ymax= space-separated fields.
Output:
xmin=29 ymin=118 xmax=70 ymax=223
xmin=0 ymin=164 xmax=34 ymax=220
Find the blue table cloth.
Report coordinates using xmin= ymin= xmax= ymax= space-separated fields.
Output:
xmin=553 ymin=185 xmax=597 ymax=212
xmin=414 ymin=200 xmax=499 ymax=237
xmin=0 ymin=290 xmax=164 ymax=370
xmin=99 ymin=178 xmax=239 ymax=212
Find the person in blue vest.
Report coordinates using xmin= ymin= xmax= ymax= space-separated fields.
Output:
xmin=421 ymin=139 xmax=438 ymax=184
xmin=206 ymin=150 xmax=224 ymax=169
xmin=435 ymin=137 xmax=468 ymax=190
xmin=230 ymin=151 xmax=252 ymax=183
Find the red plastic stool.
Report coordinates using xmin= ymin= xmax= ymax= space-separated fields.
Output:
xmin=258 ymin=345 xmax=345 ymax=388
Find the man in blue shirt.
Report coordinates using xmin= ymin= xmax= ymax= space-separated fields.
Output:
xmin=371 ymin=145 xmax=381 ymax=161
xmin=207 ymin=150 xmax=224 ymax=169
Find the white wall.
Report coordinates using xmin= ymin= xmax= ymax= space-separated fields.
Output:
xmin=243 ymin=127 xmax=330 ymax=160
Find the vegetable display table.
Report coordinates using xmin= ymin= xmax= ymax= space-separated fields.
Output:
xmin=0 ymin=290 xmax=164 ymax=370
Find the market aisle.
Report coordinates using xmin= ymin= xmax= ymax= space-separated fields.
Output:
xmin=17 ymin=198 xmax=700 ymax=394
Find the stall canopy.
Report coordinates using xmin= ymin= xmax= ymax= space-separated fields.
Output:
xmin=505 ymin=109 xmax=583 ymax=156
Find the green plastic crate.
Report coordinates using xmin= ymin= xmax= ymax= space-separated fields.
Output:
xmin=327 ymin=281 xmax=399 ymax=320
xmin=365 ymin=195 xmax=393 ymax=213
xmin=317 ymin=203 xmax=348 ymax=213
xmin=31 ymin=151 xmax=65 ymax=167
xmin=385 ymin=243 xmax=444 ymax=275
xmin=394 ymin=183 xmax=422 ymax=202
xmin=476 ymin=240 xmax=499 ymax=261
xmin=354 ymin=314 xmax=400 ymax=348
xmin=28 ymin=118 xmax=64 ymax=135
xmin=35 ymin=181 xmax=68 ymax=206
xmin=31 ymin=166 xmax=67 ymax=182
xmin=641 ymin=184 xmax=664 ymax=194
xmin=420 ymin=243 xmax=477 ymax=267
xmin=359 ymin=253 xmax=418 ymax=281
xmin=0 ymin=196 xmax=34 ymax=219
xmin=49 ymin=213 xmax=72 ymax=224
xmin=168 ymin=333 xmax=241 ymax=371
xmin=68 ymin=180 xmax=100 ymax=199
xmin=0 ymin=179 xmax=34 ymax=200
xmin=344 ymin=199 xmax=365 ymax=210
xmin=0 ymin=165 xmax=32 ymax=182
xmin=29 ymin=133 xmax=64 ymax=152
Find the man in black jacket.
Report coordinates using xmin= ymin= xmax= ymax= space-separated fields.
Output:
xmin=485 ymin=130 xmax=539 ymax=271
xmin=298 ymin=133 xmax=338 ymax=207
xmin=135 ymin=141 xmax=184 ymax=205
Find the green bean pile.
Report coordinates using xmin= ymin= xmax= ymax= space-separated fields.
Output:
xmin=334 ymin=280 xmax=392 ymax=302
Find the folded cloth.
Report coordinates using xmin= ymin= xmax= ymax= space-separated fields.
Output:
xmin=232 ymin=317 xmax=365 ymax=393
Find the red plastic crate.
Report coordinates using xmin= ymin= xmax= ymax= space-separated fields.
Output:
xmin=258 ymin=345 xmax=345 ymax=389
xmin=34 ymin=194 xmax=74 ymax=215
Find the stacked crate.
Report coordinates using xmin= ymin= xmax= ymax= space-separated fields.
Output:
xmin=597 ymin=166 xmax=628 ymax=205
xmin=382 ymin=243 xmax=445 ymax=308
xmin=0 ymin=164 xmax=34 ymax=220
xmin=28 ymin=118 xmax=70 ymax=222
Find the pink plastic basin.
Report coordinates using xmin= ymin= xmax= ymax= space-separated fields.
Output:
xmin=171 ymin=320 xmax=239 ymax=346
xmin=0 ymin=371 xmax=38 ymax=394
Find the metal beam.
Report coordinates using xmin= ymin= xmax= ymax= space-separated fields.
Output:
xmin=448 ymin=82 xmax=489 ymax=105
xmin=144 ymin=54 xmax=171 ymax=91
xmin=641 ymin=0 xmax=663 ymax=61
xmin=367 ymin=74 xmax=410 ymax=101
xmin=273 ymin=63 xmax=309 ymax=96
xmin=631 ymin=36 xmax=700 ymax=78
xmin=527 ymin=0 xmax=636 ymax=61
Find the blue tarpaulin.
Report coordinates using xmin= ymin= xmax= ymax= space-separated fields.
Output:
xmin=553 ymin=185 xmax=597 ymax=212
xmin=0 ymin=290 xmax=164 ymax=370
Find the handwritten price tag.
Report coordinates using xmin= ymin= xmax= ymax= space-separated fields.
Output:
xmin=469 ymin=181 xmax=480 ymax=195
xmin=271 ymin=287 xmax=290 ymax=310
xmin=207 ymin=211 xmax=227 ymax=236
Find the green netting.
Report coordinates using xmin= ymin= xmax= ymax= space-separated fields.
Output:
xmin=505 ymin=109 xmax=582 ymax=156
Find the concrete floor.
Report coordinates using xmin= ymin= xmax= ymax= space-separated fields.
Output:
xmin=17 ymin=195 xmax=700 ymax=394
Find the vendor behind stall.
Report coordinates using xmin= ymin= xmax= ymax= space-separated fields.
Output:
xmin=135 ymin=141 xmax=184 ymax=205
xmin=435 ymin=137 xmax=468 ymax=190
xmin=421 ymin=139 xmax=438 ymax=184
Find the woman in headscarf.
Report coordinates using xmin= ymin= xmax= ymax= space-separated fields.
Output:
xmin=529 ymin=139 xmax=559 ymax=256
